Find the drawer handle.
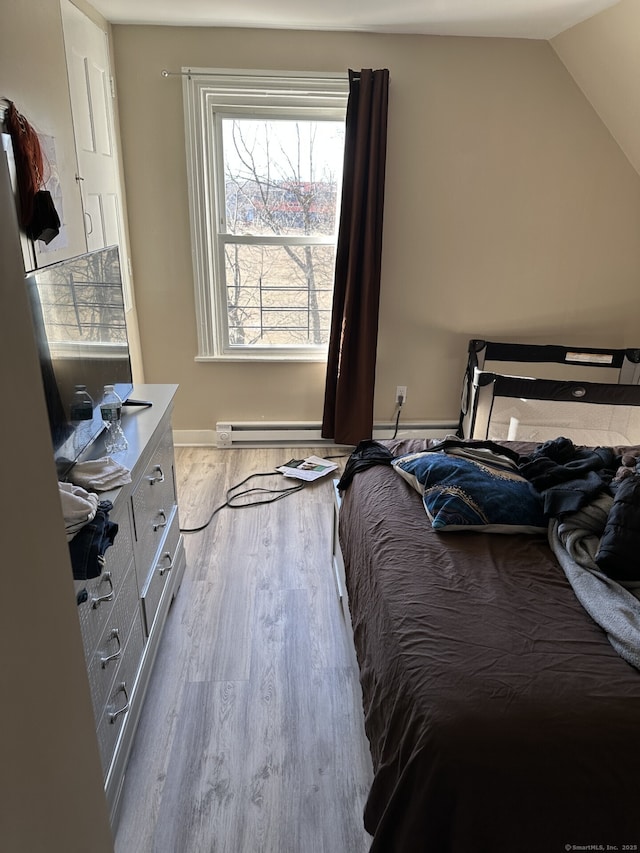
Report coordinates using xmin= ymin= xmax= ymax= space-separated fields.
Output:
xmin=158 ymin=551 xmax=173 ymax=577
xmin=100 ymin=628 xmax=122 ymax=668
xmin=91 ymin=571 xmax=114 ymax=609
xmin=152 ymin=509 xmax=167 ymax=532
xmin=147 ymin=465 xmax=165 ymax=485
xmin=109 ymin=681 xmax=130 ymax=724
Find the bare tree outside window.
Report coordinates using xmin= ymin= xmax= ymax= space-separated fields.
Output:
xmin=219 ymin=118 xmax=344 ymax=349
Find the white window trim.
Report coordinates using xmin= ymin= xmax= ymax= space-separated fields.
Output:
xmin=182 ymin=68 xmax=349 ymax=361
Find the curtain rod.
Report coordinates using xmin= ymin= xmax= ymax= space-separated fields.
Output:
xmin=160 ymin=68 xmax=352 ymax=80
xmin=160 ymin=69 xmax=318 ymax=79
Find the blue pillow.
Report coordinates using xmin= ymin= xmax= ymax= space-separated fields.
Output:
xmin=391 ymin=449 xmax=547 ymax=533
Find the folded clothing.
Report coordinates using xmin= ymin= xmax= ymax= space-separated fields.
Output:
xmin=69 ymin=456 xmax=132 ymax=491
xmin=59 ymin=482 xmax=99 ymax=541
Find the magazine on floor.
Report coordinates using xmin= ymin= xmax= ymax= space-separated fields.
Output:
xmin=276 ymin=455 xmax=339 ymax=482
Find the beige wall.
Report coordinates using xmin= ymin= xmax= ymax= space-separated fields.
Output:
xmin=111 ymin=25 xmax=640 ymax=432
xmin=552 ymin=0 xmax=640 ymax=175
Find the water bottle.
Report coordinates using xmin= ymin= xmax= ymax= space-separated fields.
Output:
xmin=70 ymin=385 xmax=94 ymax=422
xmin=100 ymin=385 xmax=128 ymax=453
xmin=70 ymin=384 xmax=95 ymax=456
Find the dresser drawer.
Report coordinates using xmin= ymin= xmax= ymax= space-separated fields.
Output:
xmin=75 ymin=500 xmax=134 ymax=663
xmin=95 ymin=613 xmax=145 ymax=778
xmin=140 ymin=508 xmax=180 ymax=635
xmin=131 ymin=429 xmax=177 ymax=576
xmin=85 ymin=564 xmax=140 ymax=720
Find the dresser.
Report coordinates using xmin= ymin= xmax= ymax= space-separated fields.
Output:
xmin=73 ymin=384 xmax=186 ymax=827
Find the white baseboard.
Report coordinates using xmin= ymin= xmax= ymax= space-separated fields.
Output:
xmin=173 ymin=421 xmax=457 ymax=448
xmin=173 ymin=429 xmax=217 ymax=446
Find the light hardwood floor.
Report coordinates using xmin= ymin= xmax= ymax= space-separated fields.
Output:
xmin=114 ymin=446 xmax=373 ymax=853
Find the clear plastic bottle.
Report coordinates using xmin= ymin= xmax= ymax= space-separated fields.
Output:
xmin=100 ymin=385 xmax=128 ymax=453
xmin=70 ymin=384 xmax=94 ymax=422
xmin=70 ymin=384 xmax=95 ymax=456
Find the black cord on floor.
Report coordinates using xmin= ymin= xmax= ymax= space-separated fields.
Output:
xmin=180 ymin=471 xmax=306 ymax=533
xmin=180 ymin=453 xmax=349 ymax=534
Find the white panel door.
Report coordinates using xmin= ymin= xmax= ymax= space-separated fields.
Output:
xmin=60 ymin=0 xmax=131 ymax=307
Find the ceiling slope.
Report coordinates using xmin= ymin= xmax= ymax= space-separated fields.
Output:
xmin=90 ymin=0 xmax=622 ymax=40
xmin=552 ymin=0 xmax=640 ymax=178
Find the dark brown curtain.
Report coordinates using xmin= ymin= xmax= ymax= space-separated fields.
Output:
xmin=321 ymin=68 xmax=389 ymax=446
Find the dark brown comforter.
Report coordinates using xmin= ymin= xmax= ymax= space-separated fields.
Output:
xmin=339 ymin=439 xmax=640 ymax=853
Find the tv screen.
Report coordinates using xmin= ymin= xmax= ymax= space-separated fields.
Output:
xmin=26 ymin=245 xmax=133 ymax=477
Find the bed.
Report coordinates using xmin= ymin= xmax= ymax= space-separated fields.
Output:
xmin=338 ymin=436 xmax=640 ymax=853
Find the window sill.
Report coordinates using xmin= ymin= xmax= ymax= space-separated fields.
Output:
xmin=194 ymin=353 xmax=328 ymax=364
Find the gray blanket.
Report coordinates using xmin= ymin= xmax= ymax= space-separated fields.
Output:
xmin=549 ymin=493 xmax=640 ymax=671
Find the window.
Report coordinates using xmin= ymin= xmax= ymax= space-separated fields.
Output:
xmin=183 ymin=69 xmax=349 ymax=360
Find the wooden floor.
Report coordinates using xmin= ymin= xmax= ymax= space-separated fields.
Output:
xmin=114 ymin=446 xmax=373 ymax=853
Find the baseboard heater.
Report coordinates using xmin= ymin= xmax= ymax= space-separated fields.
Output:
xmin=213 ymin=420 xmax=457 ymax=448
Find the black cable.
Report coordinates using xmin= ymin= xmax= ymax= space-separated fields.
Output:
xmin=179 ymin=453 xmax=350 ymax=534
xmin=392 ymin=404 xmax=402 ymax=439
xmin=180 ymin=471 xmax=306 ymax=534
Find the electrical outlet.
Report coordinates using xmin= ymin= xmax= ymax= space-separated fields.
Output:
xmin=396 ymin=386 xmax=407 ymax=405
xmin=216 ymin=422 xmax=232 ymax=447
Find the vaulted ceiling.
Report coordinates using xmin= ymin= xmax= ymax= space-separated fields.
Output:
xmin=90 ymin=0 xmax=622 ymax=40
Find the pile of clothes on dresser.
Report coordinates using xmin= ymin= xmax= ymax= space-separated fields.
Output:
xmin=58 ymin=457 xmax=131 ymax=593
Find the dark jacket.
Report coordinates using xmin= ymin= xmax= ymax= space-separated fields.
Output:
xmin=596 ymin=473 xmax=640 ymax=582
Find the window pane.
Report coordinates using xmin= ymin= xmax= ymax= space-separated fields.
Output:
xmin=224 ymin=243 xmax=336 ymax=346
xmin=222 ymin=119 xmax=344 ymax=238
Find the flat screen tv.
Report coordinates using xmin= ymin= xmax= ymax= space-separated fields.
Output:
xmin=26 ymin=244 xmax=133 ymax=477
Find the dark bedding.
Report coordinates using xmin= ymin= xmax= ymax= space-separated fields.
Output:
xmin=339 ymin=439 xmax=640 ymax=853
